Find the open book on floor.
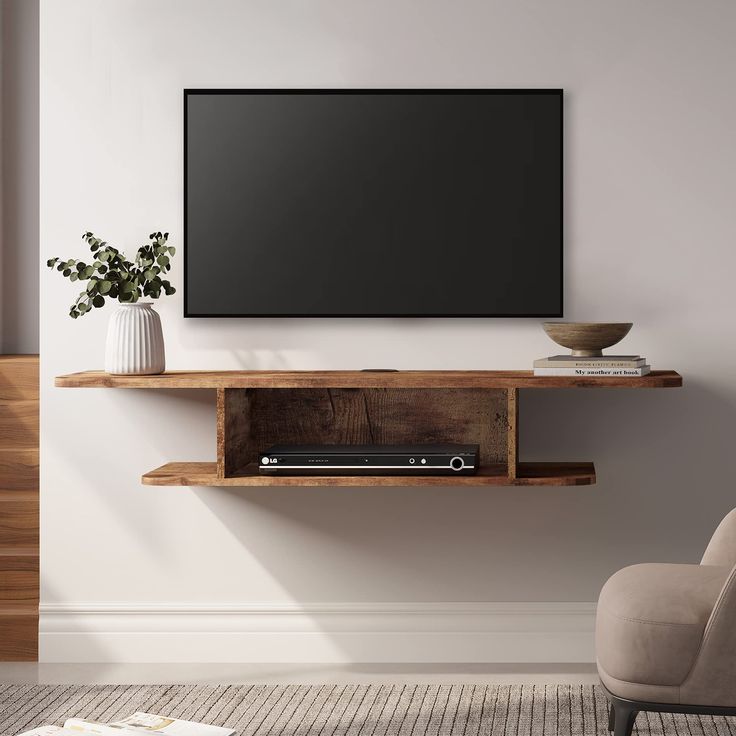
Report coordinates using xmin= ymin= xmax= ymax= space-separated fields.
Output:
xmin=18 ymin=713 xmax=235 ymax=736
xmin=71 ymin=713 xmax=234 ymax=736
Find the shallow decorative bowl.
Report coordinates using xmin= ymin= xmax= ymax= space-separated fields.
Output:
xmin=542 ymin=322 xmax=633 ymax=357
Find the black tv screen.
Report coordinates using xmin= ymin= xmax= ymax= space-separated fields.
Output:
xmin=185 ymin=89 xmax=562 ymax=317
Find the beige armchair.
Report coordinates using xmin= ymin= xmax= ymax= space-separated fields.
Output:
xmin=597 ymin=508 xmax=736 ymax=736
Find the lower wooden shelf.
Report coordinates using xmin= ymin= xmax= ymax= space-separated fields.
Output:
xmin=142 ymin=461 xmax=596 ymax=487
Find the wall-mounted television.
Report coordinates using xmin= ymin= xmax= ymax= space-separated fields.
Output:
xmin=184 ymin=89 xmax=562 ymax=317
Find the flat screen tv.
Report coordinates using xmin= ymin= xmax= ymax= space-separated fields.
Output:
xmin=185 ymin=89 xmax=562 ymax=317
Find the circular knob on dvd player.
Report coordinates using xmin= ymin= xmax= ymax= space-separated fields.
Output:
xmin=261 ymin=457 xmax=269 ymax=464
xmin=450 ymin=456 xmax=464 ymax=471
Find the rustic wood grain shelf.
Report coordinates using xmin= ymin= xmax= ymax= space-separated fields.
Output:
xmin=55 ymin=369 xmax=682 ymax=390
xmin=143 ymin=461 xmax=596 ymax=487
xmin=56 ymin=369 xmax=682 ymax=487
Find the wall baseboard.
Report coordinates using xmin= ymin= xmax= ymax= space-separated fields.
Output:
xmin=39 ymin=602 xmax=596 ymax=663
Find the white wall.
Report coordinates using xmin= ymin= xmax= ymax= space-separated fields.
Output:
xmin=39 ymin=0 xmax=736 ymax=662
xmin=1 ymin=0 xmax=39 ymax=353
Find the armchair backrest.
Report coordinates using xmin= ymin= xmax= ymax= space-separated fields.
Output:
xmin=701 ymin=508 xmax=736 ymax=568
xmin=678 ymin=508 xmax=736 ymax=705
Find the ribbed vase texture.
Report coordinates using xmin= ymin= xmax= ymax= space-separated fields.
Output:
xmin=104 ymin=303 xmax=165 ymax=375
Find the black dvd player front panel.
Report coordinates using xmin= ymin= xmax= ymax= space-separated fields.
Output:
xmin=259 ymin=444 xmax=479 ymax=476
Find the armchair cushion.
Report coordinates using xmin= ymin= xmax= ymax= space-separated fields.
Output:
xmin=596 ymin=562 xmax=729 ymax=687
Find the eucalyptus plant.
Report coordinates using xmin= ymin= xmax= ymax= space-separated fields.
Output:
xmin=47 ymin=231 xmax=176 ymax=318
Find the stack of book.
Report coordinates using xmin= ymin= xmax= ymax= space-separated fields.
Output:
xmin=533 ymin=355 xmax=650 ymax=377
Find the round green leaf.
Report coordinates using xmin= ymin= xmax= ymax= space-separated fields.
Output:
xmin=92 ymin=295 xmax=105 ymax=308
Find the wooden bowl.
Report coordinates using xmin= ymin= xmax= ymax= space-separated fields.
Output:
xmin=542 ymin=322 xmax=633 ymax=357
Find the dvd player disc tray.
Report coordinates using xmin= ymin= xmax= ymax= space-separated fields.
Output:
xmin=259 ymin=443 xmax=479 ymax=476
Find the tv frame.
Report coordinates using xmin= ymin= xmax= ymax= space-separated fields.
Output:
xmin=183 ymin=88 xmax=564 ymax=318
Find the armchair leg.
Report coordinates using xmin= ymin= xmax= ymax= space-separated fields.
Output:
xmin=602 ymin=684 xmax=736 ymax=735
xmin=611 ymin=700 xmax=639 ymax=736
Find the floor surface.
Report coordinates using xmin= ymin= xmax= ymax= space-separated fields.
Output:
xmin=1 ymin=682 xmax=727 ymax=736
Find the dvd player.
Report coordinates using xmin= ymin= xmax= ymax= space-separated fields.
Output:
xmin=258 ymin=444 xmax=479 ymax=476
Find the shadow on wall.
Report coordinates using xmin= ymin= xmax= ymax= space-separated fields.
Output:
xmin=182 ymin=376 xmax=733 ymax=661
xmin=192 ymin=378 xmax=730 ymax=583
xmin=41 ymin=366 xmax=733 ymax=663
xmin=0 ymin=0 xmax=39 ymax=354
xmin=175 ymin=316 xmax=546 ymax=369
xmin=43 ymin=387 xmax=216 ymax=563
xmin=520 ymin=377 xmax=733 ymax=560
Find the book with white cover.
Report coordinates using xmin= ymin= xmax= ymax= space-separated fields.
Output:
xmin=533 ymin=366 xmax=651 ymax=377
xmin=65 ymin=713 xmax=235 ymax=736
xmin=534 ymin=356 xmax=646 ymax=368
xmin=63 ymin=721 xmax=130 ymax=736
xmin=17 ymin=728 xmax=85 ymax=736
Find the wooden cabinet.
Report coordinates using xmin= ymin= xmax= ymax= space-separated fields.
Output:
xmin=0 ymin=355 xmax=39 ymax=661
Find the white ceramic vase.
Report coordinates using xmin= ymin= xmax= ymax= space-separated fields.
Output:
xmin=104 ymin=303 xmax=165 ymax=375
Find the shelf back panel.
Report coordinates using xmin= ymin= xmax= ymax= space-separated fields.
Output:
xmin=220 ymin=387 xmax=510 ymax=476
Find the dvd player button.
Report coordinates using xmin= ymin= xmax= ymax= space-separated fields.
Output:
xmin=261 ymin=457 xmax=269 ymax=465
xmin=421 ymin=458 xmax=427 ymax=464
xmin=409 ymin=458 xmax=416 ymax=464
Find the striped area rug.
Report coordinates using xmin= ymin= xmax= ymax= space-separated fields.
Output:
xmin=1 ymin=684 xmax=734 ymax=736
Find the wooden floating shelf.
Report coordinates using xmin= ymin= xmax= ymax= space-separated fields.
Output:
xmin=55 ymin=369 xmax=682 ymax=390
xmin=55 ymin=369 xmax=683 ymax=488
xmin=142 ymin=461 xmax=597 ymax=487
